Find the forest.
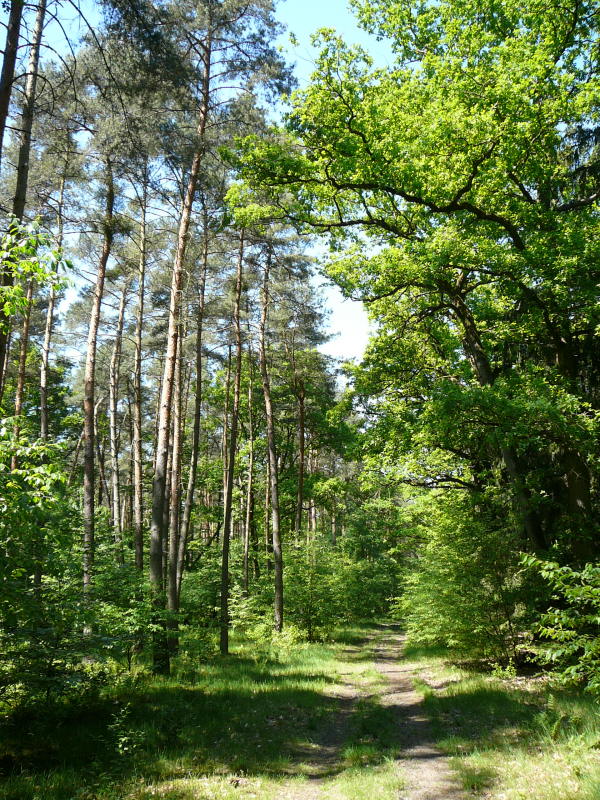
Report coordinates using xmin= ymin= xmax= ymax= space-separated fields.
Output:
xmin=0 ymin=0 xmax=599 ymax=799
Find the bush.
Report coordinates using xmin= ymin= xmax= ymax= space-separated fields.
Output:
xmin=398 ymin=492 xmax=537 ymax=664
xmin=338 ymin=557 xmax=397 ymax=621
xmin=284 ymin=542 xmax=341 ymax=641
xmin=524 ymin=556 xmax=600 ymax=693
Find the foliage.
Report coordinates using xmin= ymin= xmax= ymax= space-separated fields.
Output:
xmin=0 ymin=427 xmax=83 ymax=705
xmin=0 ymin=219 xmax=66 ymax=331
xmin=3 ymin=5 xmax=600 ymax=797
xmin=405 ymin=642 xmax=600 ymax=800
xmin=397 ymin=492 xmax=539 ymax=664
xmin=0 ymin=626 xmax=397 ymax=800
xmin=524 ymin=556 xmax=600 ymax=694
xmin=231 ymin=0 xmax=600 ymax=670
xmin=280 ymin=543 xmax=341 ymax=641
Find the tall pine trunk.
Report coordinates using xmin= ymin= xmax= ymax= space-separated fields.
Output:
xmin=83 ymin=162 xmax=115 ymax=600
xmin=0 ymin=0 xmax=24 ymax=166
xmin=243 ymin=346 xmax=255 ymax=594
xmin=167 ymin=323 xmax=184 ymax=627
xmin=221 ymin=345 xmax=231 ymax=515
xmin=295 ymin=384 xmax=305 ymax=538
xmin=40 ymin=175 xmax=65 ymax=440
xmin=12 ymin=0 xmax=46 ymax=220
xmin=259 ymin=251 xmax=283 ymax=632
xmin=11 ymin=278 xmax=33 ymax=466
xmin=220 ymin=232 xmax=244 ymax=655
xmin=132 ymin=176 xmax=147 ymax=571
xmin=150 ymin=36 xmax=211 ymax=674
xmin=178 ymin=211 xmax=209 ymax=598
xmin=109 ymin=280 xmax=129 ymax=561
xmin=0 ymin=0 xmax=25 ymax=390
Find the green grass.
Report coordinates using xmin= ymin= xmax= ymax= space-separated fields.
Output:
xmin=0 ymin=626 xmax=405 ymax=800
xmin=323 ymin=760 xmax=405 ymax=800
xmin=405 ymin=646 xmax=600 ymax=800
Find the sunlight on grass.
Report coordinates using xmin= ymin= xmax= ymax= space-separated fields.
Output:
xmin=127 ymin=775 xmax=280 ymax=800
xmin=408 ymin=643 xmax=600 ymax=800
xmin=0 ymin=625 xmax=407 ymax=800
xmin=323 ymin=761 xmax=405 ymax=800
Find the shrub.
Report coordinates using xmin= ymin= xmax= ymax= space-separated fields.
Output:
xmin=285 ymin=542 xmax=341 ymax=641
xmin=523 ymin=556 xmax=600 ymax=693
xmin=398 ymin=492 xmax=537 ymax=664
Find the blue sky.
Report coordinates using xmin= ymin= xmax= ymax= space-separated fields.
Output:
xmin=275 ymin=0 xmax=385 ymax=364
xmin=5 ymin=0 xmax=378 ymax=364
xmin=278 ymin=0 xmax=388 ymax=360
xmin=277 ymin=0 xmax=393 ymax=85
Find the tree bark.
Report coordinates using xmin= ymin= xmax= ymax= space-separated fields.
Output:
xmin=259 ymin=250 xmax=283 ymax=632
xmin=0 ymin=0 xmax=24 ymax=167
xmin=40 ymin=175 xmax=65 ymax=440
xmin=83 ymin=162 xmax=115 ymax=600
xmin=221 ymin=345 xmax=232 ymax=515
xmin=149 ymin=36 xmax=211 ymax=675
xmin=95 ymin=407 xmax=111 ymax=515
xmin=109 ymin=280 xmax=129 ymax=561
xmin=243 ymin=346 xmax=255 ymax=593
xmin=11 ymin=278 xmax=33 ymax=468
xmin=132 ymin=175 xmax=147 ymax=570
xmin=0 ymin=0 xmax=25 ymax=387
xmin=0 ymin=326 xmax=11 ymax=407
xmin=220 ymin=232 xmax=244 ymax=655
xmin=264 ymin=454 xmax=272 ymax=572
xmin=12 ymin=0 xmax=46 ymax=220
xmin=295 ymin=384 xmax=305 ymax=538
xmin=167 ymin=323 xmax=183 ymax=618
xmin=178 ymin=212 xmax=209 ymax=598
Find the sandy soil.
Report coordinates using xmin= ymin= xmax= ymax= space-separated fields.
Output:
xmin=275 ymin=625 xmax=464 ymax=800
xmin=373 ymin=627 xmax=464 ymax=800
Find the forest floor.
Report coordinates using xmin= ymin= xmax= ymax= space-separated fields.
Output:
xmin=1 ymin=624 xmax=600 ymax=800
xmin=275 ymin=624 xmax=462 ymax=800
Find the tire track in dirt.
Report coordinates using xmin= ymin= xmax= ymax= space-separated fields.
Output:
xmin=276 ymin=625 xmax=464 ymax=800
xmin=373 ymin=625 xmax=464 ymax=800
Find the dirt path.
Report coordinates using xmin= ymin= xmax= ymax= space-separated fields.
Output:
xmin=276 ymin=625 xmax=464 ymax=800
xmin=373 ymin=626 xmax=464 ymax=800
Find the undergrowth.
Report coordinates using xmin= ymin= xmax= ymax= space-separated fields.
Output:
xmin=405 ymin=643 xmax=600 ymax=800
xmin=0 ymin=625 xmax=403 ymax=800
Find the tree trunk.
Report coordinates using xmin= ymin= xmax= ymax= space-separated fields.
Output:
xmin=562 ymin=447 xmax=594 ymax=562
xmin=259 ymin=250 xmax=283 ymax=632
xmin=0 ymin=326 xmax=11 ymax=407
xmin=167 ymin=323 xmax=184 ymax=633
xmin=220 ymin=232 xmax=244 ymax=655
xmin=264 ymin=455 xmax=272 ymax=572
xmin=452 ymin=296 xmax=546 ymax=550
xmin=40 ymin=175 xmax=65 ymax=440
xmin=11 ymin=279 xmax=33 ymax=468
xmin=0 ymin=0 xmax=25 ymax=387
xmin=251 ymin=489 xmax=260 ymax=579
xmin=109 ymin=280 xmax=129 ymax=562
xmin=95 ymin=410 xmax=111 ymax=515
xmin=0 ymin=0 xmax=24 ymax=167
xmin=178 ymin=214 xmax=209 ymax=598
xmin=12 ymin=0 xmax=46 ymax=220
xmin=222 ymin=345 xmax=232 ymax=514
xmin=132 ymin=176 xmax=147 ymax=571
xmin=149 ymin=38 xmax=211 ymax=675
xmin=83 ymin=162 xmax=115 ymax=600
xmin=243 ymin=346 xmax=255 ymax=593
xmin=295 ymin=384 xmax=305 ymax=538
